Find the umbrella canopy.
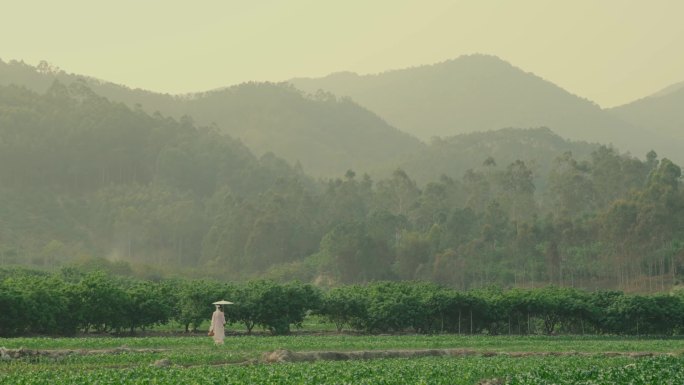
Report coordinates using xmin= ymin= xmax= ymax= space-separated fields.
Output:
xmin=212 ymin=300 xmax=234 ymax=305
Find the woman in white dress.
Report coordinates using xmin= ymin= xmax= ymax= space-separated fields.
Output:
xmin=208 ymin=305 xmax=226 ymax=345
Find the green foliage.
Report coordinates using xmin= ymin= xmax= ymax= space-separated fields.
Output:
xmin=175 ymin=280 xmax=223 ymax=332
xmin=123 ymin=280 xmax=174 ymax=332
xmin=508 ymin=356 xmax=684 ymax=385
xmin=230 ymin=280 xmax=321 ymax=335
xmin=318 ymin=285 xmax=368 ymax=332
xmin=76 ymin=272 xmax=129 ymax=332
xmin=3 ymin=268 xmax=684 ymax=337
xmin=0 ymin=352 xmax=682 ymax=385
xmin=0 ymin=281 xmax=26 ymax=336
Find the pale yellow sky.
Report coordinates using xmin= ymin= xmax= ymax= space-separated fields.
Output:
xmin=2 ymin=0 xmax=684 ymax=107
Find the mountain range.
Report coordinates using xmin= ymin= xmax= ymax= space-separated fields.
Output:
xmin=0 ymin=59 xmax=421 ymax=178
xmin=290 ymin=54 xmax=682 ymax=165
xmin=2 ymin=54 xmax=682 ymax=174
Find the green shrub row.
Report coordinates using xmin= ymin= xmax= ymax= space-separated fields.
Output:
xmin=1 ymin=268 xmax=683 ymax=336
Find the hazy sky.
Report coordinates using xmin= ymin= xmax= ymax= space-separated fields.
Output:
xmin=3 ymin=0 xmax=684 ymax=107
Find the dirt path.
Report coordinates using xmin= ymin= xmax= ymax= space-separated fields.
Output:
xmin=0 ymin=346 xmax=167 ymax=360
xmin=2 ymin=346 xmax=676 ymax=368
xmin=260 ymin=348 xmax=673 ymax=363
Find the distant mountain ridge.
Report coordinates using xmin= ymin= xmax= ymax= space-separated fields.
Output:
xmin=645 ymin=80 xmax=684 ymax=99
xmin=290 ymin=54 xmax=679 ymax=163
xmin=2 ymin=55 xmax=682 ymax=172
xmin=0 ymin=59 xmax=422 ymax=178
xmin=608 ymin=83 xmax=684 ymax=153
xmin=181 ymin=83 xmax=424 ymax=177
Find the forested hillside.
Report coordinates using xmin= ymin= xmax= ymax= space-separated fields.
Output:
xmin=391 ymin=127 xmax=598 ymax=187
xmin=0 ymin=83 xmax=309 ymax=274
xmin=0 ymin=59 xmax=422 ymax=177
xmin=0 ymin=64 xmax=683 ymax=293
xmin=290 ymin=54 xmax=677 ymax=164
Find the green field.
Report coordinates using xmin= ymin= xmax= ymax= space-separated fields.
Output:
xmin=2 ymin=334 xmax=683 ymax=384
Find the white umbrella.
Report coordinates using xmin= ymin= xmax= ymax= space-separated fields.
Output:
xmin=212 ymin=300 xmax=234 ymax=305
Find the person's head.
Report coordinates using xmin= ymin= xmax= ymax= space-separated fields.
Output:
xmin=216 ymin=305 xmax=223 ymax=312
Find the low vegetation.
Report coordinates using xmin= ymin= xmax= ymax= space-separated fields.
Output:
xmin=1 ymin=335 xmax=683 ymax=385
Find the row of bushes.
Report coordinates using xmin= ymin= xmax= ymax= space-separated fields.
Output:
xmin=1 ymin=268 xmax=683 ymax=336
xmin=323 ymin=282 xmax=684 ymax=336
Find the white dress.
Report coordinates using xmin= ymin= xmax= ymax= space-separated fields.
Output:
xmin=209 ymin=310 xmax=225 ymax=345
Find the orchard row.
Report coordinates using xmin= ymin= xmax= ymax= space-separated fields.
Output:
xmin=1 ymin=268 xmax=683 ymax=336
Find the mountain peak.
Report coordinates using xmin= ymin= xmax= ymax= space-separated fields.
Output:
xmin=442 ymin=53 xmax=512 ymax=66
xmin=289 ymin=56 xmax=668 ymax=162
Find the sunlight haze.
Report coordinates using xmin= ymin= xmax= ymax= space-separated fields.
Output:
xmin=3 ymin=0 xmax=684 ymax=107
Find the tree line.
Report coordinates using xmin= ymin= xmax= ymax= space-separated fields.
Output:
xmin=1 ymin=268 xmax=683 ymax=337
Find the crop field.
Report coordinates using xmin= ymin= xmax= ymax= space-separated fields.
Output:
xmin=2 ymin=335 xmax=684 ymax=384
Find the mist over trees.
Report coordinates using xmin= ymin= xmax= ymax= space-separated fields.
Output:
xmin=0 ymin=59 xmax=422 ymax=178
xmin=0 ymin=57 xmax=684 ymax=292
xmin=0 ymin=82 xmax=682 ymax=292
xmin=392 ymin=127 xmax=598 ymax=187
xmin=0 ymin=82 xmax=306 ymax=272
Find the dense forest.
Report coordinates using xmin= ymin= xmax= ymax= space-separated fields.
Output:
xmin=0 ymin=82 xmax=682 ymax=292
